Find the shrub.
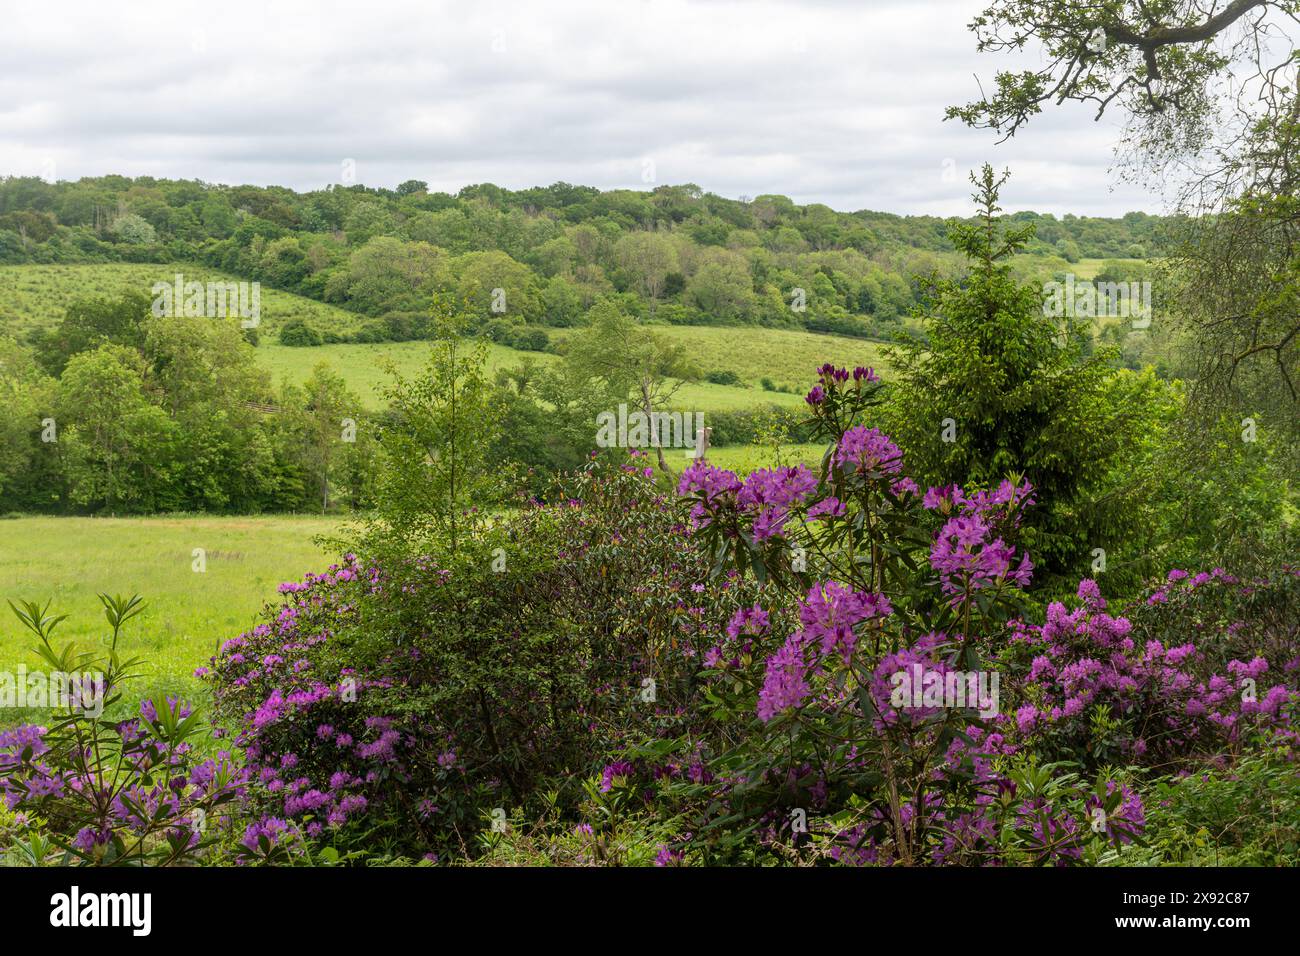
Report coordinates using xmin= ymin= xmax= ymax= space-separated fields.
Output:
xmin=643 ymin=367 xmax=1298 ymax=865
xmin=202 ymin=453 xmax=766 ymax=861
xmin=803 ymin=314 xmax=875 ymax=338
xmin=884 ymin=167 xmax=1151 ymax=592
xmin=350 ymin=319 xmax=388 ymax=343
xmin=483 ymin=318 xmax=516 ymax=344
xmin=705 ymin=405 xmax=812 ymax=447
xmin=1000 ymin=570 xmax=1298 ymax=774
xmin=108 ymin=214 xmax=157 ymax=245
xmin=467 ymin=780 xmax=681 ymax=867
xmin=646 ymin=363 xmax=1148 ymax=866
xmin=279 ymin=319 xmax=323 ymax=347
xmin=759 ymin=377 xmax=798 ymax=394
xmin=511 ymin=327 xmax=550 ymax=352
xmin=1116 ymin=745 xmax=1300 ymax=866
xmin=705 ymin=369 xmax=742 ymax=386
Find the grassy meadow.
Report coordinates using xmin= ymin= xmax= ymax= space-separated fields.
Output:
xmin=0 ymin=514 xmax=345 ymax=719
xmin=260 ymin=324 xmax=889 ymax=410
xmin=0 ymin=262 xmax=364 ymax=339
xmin=705 ymin=442 xmax=824 ymax=471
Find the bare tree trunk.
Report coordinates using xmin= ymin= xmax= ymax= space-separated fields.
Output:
xmin=640 ymin=380 xmax=670 ymax=474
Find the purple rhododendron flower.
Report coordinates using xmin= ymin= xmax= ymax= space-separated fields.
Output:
xmin=834 ymin=426 xmax=903 ymax=475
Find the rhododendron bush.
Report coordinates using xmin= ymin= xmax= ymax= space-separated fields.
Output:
xmin=647 ymin=364 xmax=1298 ymax=865
xmin=199 ymin=454 xmax=768 ymax=861
xmin=1005 ymin=570 xmax=1299 ymax=774
xmin=187 ymin=367 xmax=1300 ymax=865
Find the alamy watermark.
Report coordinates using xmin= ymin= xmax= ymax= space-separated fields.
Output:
xmin=1043 ymin=274 xmax=1151 ymax=328
xmin=151 ymin=274 xmax=261 ymax=328
xmin=595 ymin=404 xmax=706 ymax=450
xmin=0 ymin=665 xmax=105 ymax=717
xmin=889 ymin=663 xmax=1000 ymax=719
xmin=50 ymin=886 xmax=151 ymax=936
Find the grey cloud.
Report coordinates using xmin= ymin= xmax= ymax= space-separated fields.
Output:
xmin=0 ymin=0 xmax=1161 ymax=216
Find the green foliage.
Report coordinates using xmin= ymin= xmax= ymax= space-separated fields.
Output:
xmin=363 ymin=301 xmax=513 ymax=553
xmin=884 ymin=167 xmax=1151 ymax=592
xmin=0 ymin=282 xmax=383 ymax=515
xmin=705 ymin=369 xmax=742 ymax=386
xmin=57 ymin=344 xmax=176 ymax=512
xmin=108 ymin=214 xmax=157 ymax=245
xmin=1148 ymin=412 xmax=1295 ymax=576
xmin=279 ymin=318 xmax=323 ymax=347
xmin=558 ymin=300 xmax=695 ymax=472
xmin=946 ymin=0 xmax=1300 ymax=560
xmin=0 ymin=173 xmax=1170 ymax=336
xmin=703 ymin=404 xmax=811 ymax=447
xmin=278 ymin=363 xmax=369 ymax=513
xmin=0 ymin=337 xmax=56 ymax=504
xmin=31 ymin=289 xmax=150 ymax=376
xmin=1112 ymin=747 xmax=1300 ymax=867
xmin=469 ymin=780 xmax=679 ymax=867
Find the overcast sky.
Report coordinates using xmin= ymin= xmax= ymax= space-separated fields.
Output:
xmin=0 ymin=0 xmax=1162 ymax=217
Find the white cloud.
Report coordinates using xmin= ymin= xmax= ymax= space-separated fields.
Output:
xmin=0 ymin=0 xmax=1160 ymax=215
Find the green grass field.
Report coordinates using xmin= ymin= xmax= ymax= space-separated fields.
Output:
xmin=258 ymin=339 xmax=551 ymax=407
xmin=1008 ymin=255 xmax=1145 ymax=282
xmin=261 ymin=325 xmax=890 ymax=411
xmin=704 ymin=442 xmax=824 ymax=471
xmin=0 ymin=515 xmax=345 ymax=721
xmin=259 ymin=340 xmax=819 ymax=412
xmin=549 ymin=324 xmax=890 ymax=388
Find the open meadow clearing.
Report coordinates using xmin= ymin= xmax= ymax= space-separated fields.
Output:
xmin=0 ymin=514 xmax=344 ymax=717
xmin=256 ymin=324 xmax=889 ymax=410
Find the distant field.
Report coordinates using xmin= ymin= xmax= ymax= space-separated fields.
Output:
xmin=1008 ymin=255 xmax=1148 ymax=281
xmin=0 ymin=262 xmax=362 ymax=338
xmin=1071 ymin=257 xmax=1143 ymax=280
xmin=258 ymin=339 xmax=550 ymax=406
xmin=262 ymin=324 xmax=889 ymax=411
xmin=552 ymin=325 xmax=890 ymax=389
xmin=0 ymin=514 xmax=345 ymax=721
xmin=263 ymin=339 xmax=807 ymax=412
xmin=705 ymin=442 xmax=825 ymax=472
xmin=2 ymin=262 xmax=890 ymax=414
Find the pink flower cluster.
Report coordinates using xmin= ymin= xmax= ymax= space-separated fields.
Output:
xmin=1006 ymin=577 xmax=1295 ymax=767
xmin=928 ymin=480 xmax=1035 ymax=600
xmin=834 ymin=426 xmax=903 ymax=475
xmin=679 ymin=460 xmax=822 ymax=541
xmin=757 ymin=582 xmax=892 ymax=722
